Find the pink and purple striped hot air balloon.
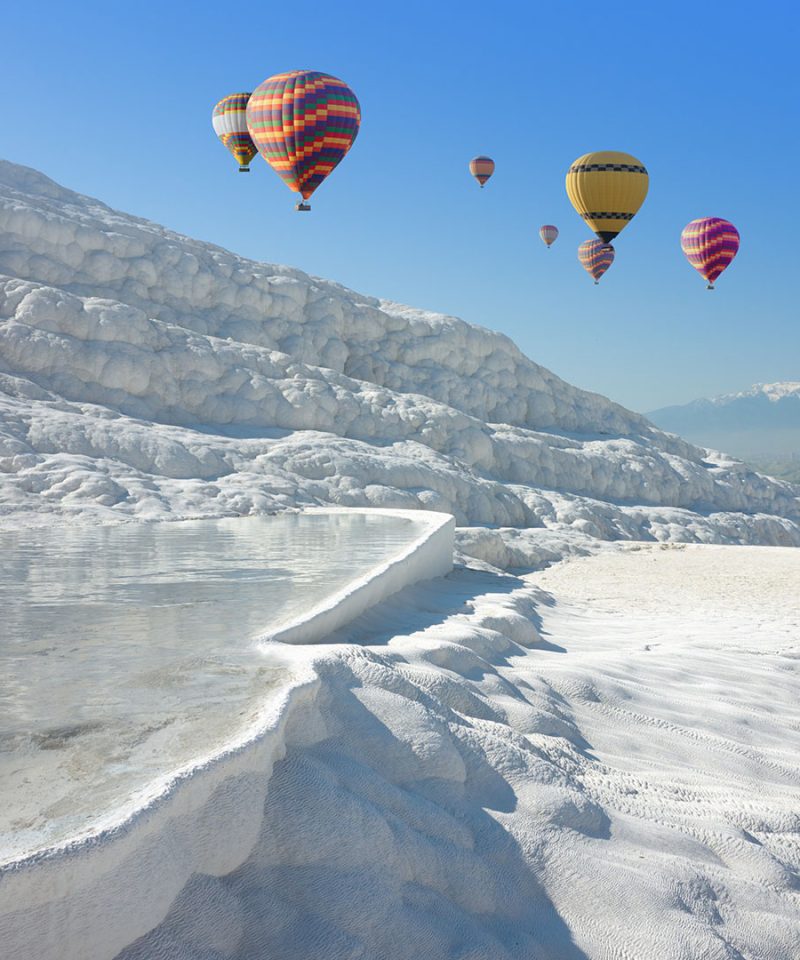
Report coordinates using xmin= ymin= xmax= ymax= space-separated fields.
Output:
xmin=578 ymin=239 xmax=615 ymax=284
xmin=539 ymin=225 xmax=559 ymax=248
xmin=680 ymin=217 xmax=740 ymax=289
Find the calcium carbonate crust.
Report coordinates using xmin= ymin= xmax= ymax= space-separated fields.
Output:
xmin=1 ymin=161 xmax=798 ymax=554
xmin=2 ymin=161 xmax=800 ymax=960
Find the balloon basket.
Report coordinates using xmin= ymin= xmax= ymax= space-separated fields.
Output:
xmin=239 ymin=166 xmax=250 ymax=173
xmin=295 ymin=202 xmax=311 ymax=212
xmin=707 ymin=284 xmax=715 ymax=290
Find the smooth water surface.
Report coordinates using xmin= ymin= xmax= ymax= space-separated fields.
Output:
xmin=0 ymin=512 xmax=423 ymax=861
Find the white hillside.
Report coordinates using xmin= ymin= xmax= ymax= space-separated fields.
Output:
xmin=2 ymin=162 xmax=800 ymax=960
xmin=1 ymin=160 xmax=798 ymax=552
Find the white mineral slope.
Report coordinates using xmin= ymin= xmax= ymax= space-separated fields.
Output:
xmin=1 ymin=159 xmax=798 ymax=552
xmin=2 ymin=161 xmax=800 ymax=960
xmin=82 ymin=544 xmax=799 ymax=960
xmin=4 ymin=545 xmax=798 ymax=960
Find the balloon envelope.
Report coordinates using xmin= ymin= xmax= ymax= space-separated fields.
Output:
xmin=469 ymin=156 xmax=495 ymax=187
xmin=566 ymin=151 xmax=648 ymax=242
xmin=578 ymin=239 xmax=615 ymax=283
xmin=680 ymin=217 xmax=740 ymax=288
xmin=246 ymin=70 xmax=361 ymax=201
xmin=539 ymin=225 xmax=559 ymax=247
xmin=212 ymin=93 xmax=257 ymax=171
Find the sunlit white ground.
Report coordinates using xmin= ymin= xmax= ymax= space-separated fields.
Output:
xmin=523 ymin=544 xmax=800 ymax=957
xmin=127 ymin=543 xmax=800 ymax=960
xmin=3 ymin=542 xmax=799 ymax=960
xmin=0 ymin=511 xmax=424 ymax=862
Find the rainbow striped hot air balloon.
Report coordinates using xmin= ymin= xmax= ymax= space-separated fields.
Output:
xmin=578 ymin=239 xmax=615 ymax=284
xmin=539 ymin=225 xmax=559 ymax=248
xmin=246 ymin=70 xmax=361 ymax=210
xmin=212 ymin=93 xmax=258 ymax=172
xmin=680 ymin=217 xmax=740 ymax=289
xmin=469 ymin=156 xmax=495 ymax=188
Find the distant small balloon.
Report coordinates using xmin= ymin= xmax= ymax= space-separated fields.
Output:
xmin=469 ymin=156 xmax=495 ymax=188
xmin=212 ymin=93 xmax=257 ymax=172
xmin=539 ymin=225 xmax=559 ymax=248
xmin=680 ymin=217 xmax=740 ymax=289
xmin=578 ymin=239 xmax=615 ymax=284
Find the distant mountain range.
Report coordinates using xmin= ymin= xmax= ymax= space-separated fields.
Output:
xmin=648 ymin=383 xmax=800 ymax=477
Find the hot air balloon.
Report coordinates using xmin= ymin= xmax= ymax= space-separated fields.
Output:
xmin=539 ymin=225 xmax=559 ymax=248
xmin=578 ymin=240 xmax=615 ymax=284
xmin=246 ymin=70 xmax=361 ymax=211
xmin=680 ymin=218 xmax=740 ymax=289
xmin=469 ymin=156 xmax=495 ymax=188
xmin=566 ymin=151 xmax=648 ymax=242
xmin=212 ymin=93 xmax=258 ymax=172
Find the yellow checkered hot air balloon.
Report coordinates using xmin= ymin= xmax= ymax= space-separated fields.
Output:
xmin=566 ymin=151 xmax=649 ymax=242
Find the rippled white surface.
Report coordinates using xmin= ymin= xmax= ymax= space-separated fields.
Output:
xmin=0 ymin=512 xmax=421 ymax=860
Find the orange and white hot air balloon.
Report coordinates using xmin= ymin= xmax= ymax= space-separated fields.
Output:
xmin=212 ymin=93 xmax=257 ymax=172
xmin=469 ymin=156 xmax=495 ymax=188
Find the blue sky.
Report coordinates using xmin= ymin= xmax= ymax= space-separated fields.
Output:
xmin=1 ymin=0 xmax=797 ymax=412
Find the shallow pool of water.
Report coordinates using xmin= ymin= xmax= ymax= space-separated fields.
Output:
xmin=0 ymin=512 xmax=423 ymax=860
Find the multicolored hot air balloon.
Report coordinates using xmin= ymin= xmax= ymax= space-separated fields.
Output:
xmin=212 ymin=93 xmax=258 ymax=172
xmin=246 ymin=70 xmax=361 ymax=210
xmin=578 ymin=240 xmax=615 ymax=284
xmin=469 ymin=156 xmax=495 ymax=188
xmin=566 ymin=151 xmax=648 ymax=242
xmin=680 ymin=217 xmax=740 ymax=289
xmin=539 ymin=225 xmax=559 ymax=248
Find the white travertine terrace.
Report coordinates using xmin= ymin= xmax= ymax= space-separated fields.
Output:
xmin=0 ymin=159 xmax=798 ymax=555
xmin=1 ymin=161 xmax=799 ymax=960
xmin=0 ymin=509 xmax=454 ymax=865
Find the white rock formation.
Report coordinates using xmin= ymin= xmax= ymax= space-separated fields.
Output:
xmin=5 ymin=545 xmax=798 ymax=960
xmin=2 ymin=161 xmax=800 ymax=960
xmin=1 ymin=158 xmax=799 ymax=559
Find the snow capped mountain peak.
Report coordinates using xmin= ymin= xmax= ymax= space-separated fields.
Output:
xmin=1 ymin=158 xmax=798 ymax=552
xmin=750 ymin=381 xmax=800 ymax=402
xmin=648 ymin=382 xmax=800 ymax=460
xmin=708 ymin=382 xmax=800 ymax=405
